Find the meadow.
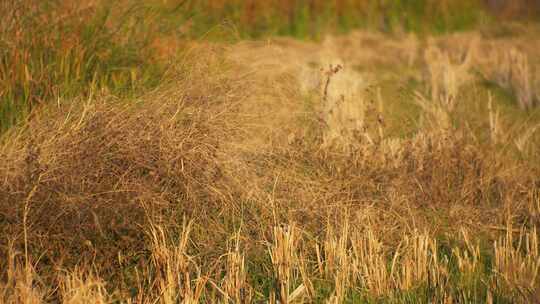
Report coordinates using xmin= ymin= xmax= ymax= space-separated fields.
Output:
xmin=1 ymin=1 xmax=540 ymax=303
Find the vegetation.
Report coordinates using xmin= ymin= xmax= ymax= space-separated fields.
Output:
xmin=3 ymin=0 xmax=540 ymax=132
xmin=0 ymin=0 xmax=174 ymax=132
xmin=1 ymin=1 xmax=540 ymax=303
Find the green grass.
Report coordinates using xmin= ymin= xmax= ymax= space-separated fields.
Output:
xmin=0 ymin=0 xmax=175 ymax=133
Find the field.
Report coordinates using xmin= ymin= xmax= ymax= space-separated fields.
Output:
xmin=2 ymin=1 xmax=540 ymax=303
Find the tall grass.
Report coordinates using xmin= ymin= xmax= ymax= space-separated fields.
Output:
xmin=0 ymin=0 xmax=168 ymax=132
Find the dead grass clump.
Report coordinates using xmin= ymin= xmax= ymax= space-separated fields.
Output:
xmin=320 ymin=221 xmax=353 ymax=303
xmin=452 ymin=229 xmax=483 ymax=289
xmin=513 ymin=122 xmax=540 ymax=156
xmin=146 ymin=220 xmax=207 ymax=304
xmin=396 ymin=231 xmax=448 ymax=292
xmin=218 ymin=231 xmax=253 ymax=304
xmin=527 ymin=189 xmax=540 ymax=226
xmin=416 ymin=38 xmax=478 ymax=133
xmin=0 ymin=246 xmax=44 ymax=304
xmin=487 ymin=92 xmax=502 ymax=145
xmin=318 ymin=62 xmax=371 ymax=150
xmin=268 ymin=224 xmax=308 ymax=303
xmin=314 ymin=219 xmax=454 ymax=301
xmin=60 ymin=268 xmax=110 ymax=304
xmin=288 ymin=127 xmax=525 ymax=235
xmin=481 ymin=47 xmax=539 ymax=110
xmin=413 ymin=91 xmax=454 ymax=131
xmin=350 ymin=225 xmax=393 ymax=297
xmin=0 ymin=48 xmax=246 ymax=283
xmin=506 ymin=48 xmax=535 ymax=110
xmin=423 ymin=38 xmax=475 ymax=109
xmin=492 ymin=226 xmax=540 ymax=303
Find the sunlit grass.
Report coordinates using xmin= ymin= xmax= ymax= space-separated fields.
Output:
xmin=1 ymin=1 xmax=540 ymax=303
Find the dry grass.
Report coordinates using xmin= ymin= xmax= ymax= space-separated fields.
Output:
xmin=60 ymin=268 xmax=110 ymax=304
xmin=318 ymin=63 xmax=371 ymax=150
xmin=484 ymin=48 xmax=538 ymax=110
xmin=492 ymin=226 xmax=540 ymax=303
xmin=218 ymin=231 xmax=253 ymax=303
xmin=0 ymin=246 xmax=44 ymax=304
xmin=423 ymin=37 xmax=476 ymax=110
xmin=1 ymin=28 xmax=540 ymax=303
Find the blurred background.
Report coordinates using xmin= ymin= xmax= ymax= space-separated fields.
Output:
xmin=1 ymin=0 xmax=540 ymax=132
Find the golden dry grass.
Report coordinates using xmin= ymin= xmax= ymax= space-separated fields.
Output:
xmin=1 ymin=29 xmax=540 ymax=303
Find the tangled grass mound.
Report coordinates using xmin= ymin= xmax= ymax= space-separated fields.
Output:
xmin=0 ymin=49 xmax=248 ymax=296
xmin=1 ymin=37 xmax=540 ymax=303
